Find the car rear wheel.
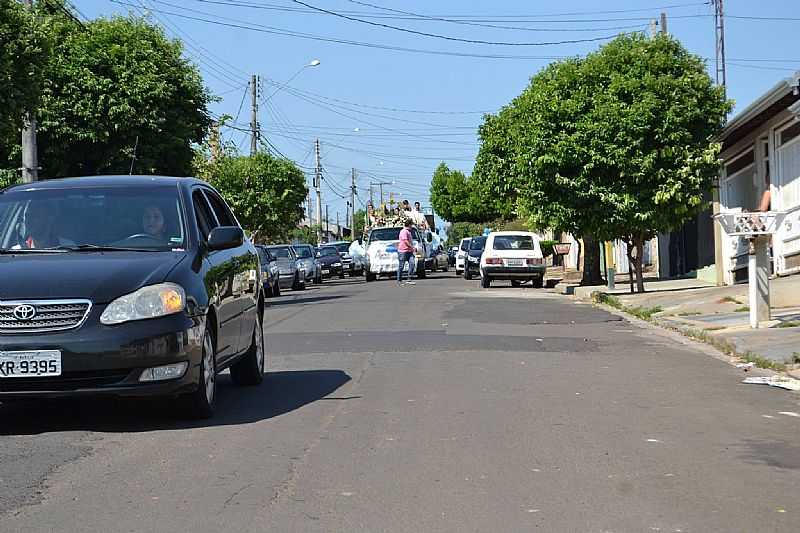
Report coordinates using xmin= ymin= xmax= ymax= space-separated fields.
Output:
xmin=178 ymin=327 xmax=216 ymax=419
xmin=532 ymin=277 xmax=544 ymax=289
xmin=481 ymin=275 xmax=491 ymax=288
xmin=230 ymin=312 xmax=265 ymax=386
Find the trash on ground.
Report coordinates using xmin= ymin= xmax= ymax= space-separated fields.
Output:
xmin=742 ymin=376 xmax=800 ymax=391
xmin=736 ymin=362 xmax=755 ymax=371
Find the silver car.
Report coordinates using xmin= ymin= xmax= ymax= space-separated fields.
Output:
xmin=266 ymin=245 xmax=306 ymax=291
xmin=292 ymin=244 xmax=323 ymax=284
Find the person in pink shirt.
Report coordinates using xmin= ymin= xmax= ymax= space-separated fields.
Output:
xmin=397 ymin=219 xmax=416 ymax=285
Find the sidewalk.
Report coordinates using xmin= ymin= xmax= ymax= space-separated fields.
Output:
xmin=565 ymin=274 xmax=800 ymax=376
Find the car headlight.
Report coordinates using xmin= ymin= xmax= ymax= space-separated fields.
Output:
xmin=333 ymin=262 xmax=342 ymax=267
xmin=100 ymin=283 xmax=185 ymax=325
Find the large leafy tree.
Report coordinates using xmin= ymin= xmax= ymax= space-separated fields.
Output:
xmin=195 ymin=149 xmax=308 ymax=243
xmin=429 ymin=162 xmax=496 ymax=223
xmin=0 ymin=0 xmax=49 ymax=176
xmin=473 ymin=34 xmax=729 ymax=290
xmin=34 ymin=12 xmax=212 ymax=177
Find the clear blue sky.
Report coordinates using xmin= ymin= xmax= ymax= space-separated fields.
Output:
xmin=78 ymin=0 xmax=798 ymax=224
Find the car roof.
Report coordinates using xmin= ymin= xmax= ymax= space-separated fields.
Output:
xmin=2 ymin=175 xmax=205 ymax=193
xmin=266 ymin=244 xmax=291 ymax=249
xmin=488 ymin=231 xmax=537 ymax=236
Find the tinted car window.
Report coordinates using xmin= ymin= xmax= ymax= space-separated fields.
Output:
xmin=270 ymin=246 xmax=293 ymax=259
xmin=319 ymin=247 xmax=339 ymax=257
xmin=333 ymin=242 xmax=350 ymax=253
xmin=469 ymin=237 xmax=486 ymax=251
xmin=0 ymin=186 xmax=186 ymax=250
xmin=369 ymin=228 xmax=401 ymax=241
xmin=193 ymin=190 xmax=216 ymax=241
xmin=493 ymin=235 xmax=534 ymax=250
xmin=294 ymin=246 xmax=313 ymax=259
xmin=203 ymin=190 xmax=236 ymax=227
xmin=460 ymin=239 xmax=470 ymax=251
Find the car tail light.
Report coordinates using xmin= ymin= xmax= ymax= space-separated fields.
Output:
xmin=527 ymin=258 xmax=543 ymax=265
xmin=485 ymin=257 xmax=503 ymax=265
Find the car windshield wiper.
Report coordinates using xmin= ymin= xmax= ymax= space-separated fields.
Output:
xmin=0 ymin=247 xmax=66 ymax=254
xmin=53 ymin=244 xmax=160 ymax=252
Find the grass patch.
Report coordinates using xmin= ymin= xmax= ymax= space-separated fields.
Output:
xmin=777 ymin=321 xmax=800 ymax=328
xmin=741 ymin=352 xmax=786 ymax=372
xmin=703 ymin=325 xmax=726 ymax=331
xmin=734 ymin=306 xmax=750 ymax=313
xmin=681 ymin=328 xmax=786 ymax=371
xmin=677 ymin=311 xmax=702 ymax=317
xmin=718 ymin=296 xmax=742 ymax=304
xmin=591 ymin=293 xmax=662 ymax=321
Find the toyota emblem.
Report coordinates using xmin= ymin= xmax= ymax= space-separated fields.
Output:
xmin=12 ymin=304 xmax=37 ymax=321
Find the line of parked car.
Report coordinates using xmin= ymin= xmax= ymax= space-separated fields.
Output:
xmin=255 ymin=240 xmax=365 ymax=297
xmin=448 ymin=231 xmax=546 ymax=289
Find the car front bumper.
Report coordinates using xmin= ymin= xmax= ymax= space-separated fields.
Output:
xmin=481 ymin=265 xmax=547 ymax=279
xmin=320 ymin=264 xmax=344 ymax=277
xmin=0 ymin=311 xmax=204 ymax=399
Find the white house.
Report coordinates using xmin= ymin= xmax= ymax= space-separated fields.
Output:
xmin=715 ymin=71 xmax=800 ymax=284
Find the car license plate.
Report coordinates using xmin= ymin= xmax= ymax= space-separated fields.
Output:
xmin=507 ymin=259 xmax=524 ymax=266
xmin=0 ymin=350 xmax=62 ymax=378
xmin=322 ymin=269 xmax=330 ymax=274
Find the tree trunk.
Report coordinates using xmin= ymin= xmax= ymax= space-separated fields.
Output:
xmin=633 ymin=235 xmax=646 ymax=293
xmin=625 ymin=239 xmax=635 ymax=294
xmin=581 ymin=234 xmax=602 ymax=285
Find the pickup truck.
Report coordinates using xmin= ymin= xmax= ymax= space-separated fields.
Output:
xmin=364 ymin=225 xmax=430 ymax=282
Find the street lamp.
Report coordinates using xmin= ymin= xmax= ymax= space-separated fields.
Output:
xmin=265 ymin=59 xmax=321 ymax=101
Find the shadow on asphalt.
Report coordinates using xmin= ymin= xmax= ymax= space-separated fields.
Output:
xmin=271 ymin=294 xmax=350 ymax=306
xmin=0 ymin=369 xmax=351 ymax=435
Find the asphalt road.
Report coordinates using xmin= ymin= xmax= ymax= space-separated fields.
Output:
xmin=2 ymin=273 xmax=799 ymax=532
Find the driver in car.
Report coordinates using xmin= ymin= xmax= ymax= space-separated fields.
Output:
xmin=14 ymin=201 xmax=74 ymax=249
xmin=142 ymin=205 xmax=167 ymax=241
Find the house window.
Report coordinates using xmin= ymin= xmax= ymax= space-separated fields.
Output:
xmin=725 ymin=149 xmax=754 ymax=175
xmin=779 ymin=121 xmax=800 ymax=146
xmin=723 ymin=148 xmax=757 ymax=211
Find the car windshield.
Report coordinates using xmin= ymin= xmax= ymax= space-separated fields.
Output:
xmin=469 ymin=237 xmax=486 ymax=250
xmin=319 ymin=247 xmax=339 ymax=257
xmin=269 ymin=247 xmax=292 ymax=259
xmin=493 ymin=235 xmax=534 ymax=250
xmin=333 ymin=242 xmax=350 ymax=253
xmin=294 ymin=246 xmax=313 ymax=259
xmin=0 ymin=186 xmax=186 ymax=251
xmin=460 ymin=239 xmax=470 ymax=251
xmin=369 ymin=227 xmax=401 ymax=241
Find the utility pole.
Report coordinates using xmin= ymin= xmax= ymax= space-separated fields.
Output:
xmin=306 ymin=192 xmax=312 ymax=224
xmin=713 ymin=0 xmax=727 ymax=96
xmin=336 ymin=211 xmax=340 ymax=238
xmin=250 ymin=74 xmax=259 ymax=156
xmin=369 ymin=183 xmax=374 ymax=206
xmin=660 ymin=12 xmax=668 ymax=35
xmin=325 ymin=204 xmax=329 ymax=241
xmin=350 ymin=168 xmax=357 ymax=231
xmin=314 ymin=139 xmax=322 ymax=243
xmin=21 ymin=0 xmax=38 ymax=183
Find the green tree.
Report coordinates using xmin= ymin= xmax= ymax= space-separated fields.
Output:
xmin=352 ymin=208 xmax=367 ymax=240
xmin=430 ymin=162 xmax=496 ymax=223
xmin=290 ymin=224 xmax=321 ymax=246
xmin=32 ymin=13 xmax=212 ymax=177
xmin=473 ymin=34 xmax=730 ymax=290
xmin=446 ymin=222 xmax=484 ymax=246
xmin=0 ymin=0 xmax=49 ymax=171
xmin=195 ymin=150 xmax=308 ymax=243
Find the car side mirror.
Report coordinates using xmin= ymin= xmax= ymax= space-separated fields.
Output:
xmin=207 ymin=226 xmax=244 ymax=251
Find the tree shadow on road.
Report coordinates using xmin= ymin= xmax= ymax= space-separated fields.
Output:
xmin=0 ymin=369 xmax=351 ymax=435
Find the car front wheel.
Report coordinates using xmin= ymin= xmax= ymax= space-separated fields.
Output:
xmin=230 ymin=312 xmax=264 ymax=386
xmin=178 ymin=326 xmax=216 ymax=419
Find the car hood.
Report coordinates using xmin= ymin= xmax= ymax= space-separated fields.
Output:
xmin=318 ymin=255 xmax=341 ymax=266
xmin=0 ymin=252 xmax=186 ymax=303
xmin=274 ymin=258 xmax=295 ymax=273
xmin=468 ymin=249 xmax=484 ymax=258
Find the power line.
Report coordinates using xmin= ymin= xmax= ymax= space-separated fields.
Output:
xmin=289 ymin=0 xmax=625 ymax=47
xmin=109 ymin=0 xmax=635 ymax=60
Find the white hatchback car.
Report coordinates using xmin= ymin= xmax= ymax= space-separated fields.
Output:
xmin=479 ymin=231 xmax=546 ymax=288
xmin=454 ymin=237 xmax=470 ymax=276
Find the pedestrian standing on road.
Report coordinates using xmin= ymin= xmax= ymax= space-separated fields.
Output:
xmin=397 ymin=219 xmax=416 ymax=285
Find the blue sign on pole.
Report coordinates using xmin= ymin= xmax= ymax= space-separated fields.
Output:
xmin=483 ymin=227 xmax=491 ymax=236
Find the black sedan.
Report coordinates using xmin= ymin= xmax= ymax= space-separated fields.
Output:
xmin=463 ymin=236 xmax=486 ymax=280
xmin=0 ymin=176 xmax=265 ymax=418
xmin=316 ymin=245 xmax=345 ymax=278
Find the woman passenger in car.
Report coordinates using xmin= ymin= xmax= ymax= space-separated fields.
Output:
xmin=142 ymin=205 xmax=167 ymax=241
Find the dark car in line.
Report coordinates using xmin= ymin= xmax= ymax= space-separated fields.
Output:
xmin=463 ymin=236 xmax=486 ymax=280
xmin=316 ymin=245 xmax=345 ymax=278
xmin=327 ymin=240 xmax=363 ymax=276
xmin=0 ymin=176 xmax=265 ymax=418
xmin=255 ymin=245 xmax=281 ymax=297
